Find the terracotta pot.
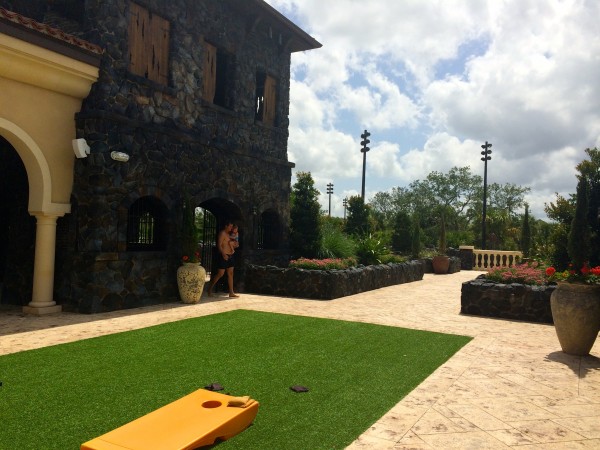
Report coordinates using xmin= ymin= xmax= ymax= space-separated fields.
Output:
xmin=177 ymin=263 xmax=206 ymax=304
xmin=550 ymin=283 xmax=600 ymax=356
xmin=432 ymin=255 xmax=450 ymax=274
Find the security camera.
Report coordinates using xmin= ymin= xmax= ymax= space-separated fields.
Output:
xmin=72 ymin=138 xmax=90 ymax=158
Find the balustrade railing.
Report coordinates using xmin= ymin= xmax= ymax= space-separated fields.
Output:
xmin=472 ymin=249 xmax=522 ymax=270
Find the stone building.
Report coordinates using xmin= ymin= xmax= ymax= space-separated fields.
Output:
xmin=0 ymin=0 xmax=320 ymax=314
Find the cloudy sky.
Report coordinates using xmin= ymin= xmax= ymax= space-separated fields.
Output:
xmin=264 ymin=0 xmax=600 ymax=220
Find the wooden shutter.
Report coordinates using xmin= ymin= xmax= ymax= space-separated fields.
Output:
xmin=203 ymin=42 xmax=217 ymax=102
xmin=128 ymin=2 xmax=149 ymax=78
xmin=150 ymin=15 xmax=170 ymax=85
xmin=263 ymin=75 xmax=277 ymax=126
xmin=128 ymin=2 xmax=170 ymax=85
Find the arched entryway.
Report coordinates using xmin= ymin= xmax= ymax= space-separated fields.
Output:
xmin=198 ymin=197 xmax=244 ymax=293
xmin=0 ymin=136 xmax=35 ymax=305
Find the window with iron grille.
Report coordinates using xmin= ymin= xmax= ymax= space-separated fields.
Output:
xmin=127 ymin=196 xmax=167 ymax=251
xmin=255 ymin=72 xmax=277 ymax=126
xmin=257 ymin=211 xmax=280 ymax=250
xmin=128 ymin=2 xmax=170 ymax=85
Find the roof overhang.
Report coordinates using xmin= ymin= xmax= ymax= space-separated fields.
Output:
xmin=245 ymin=0 xmax=322 ymax=53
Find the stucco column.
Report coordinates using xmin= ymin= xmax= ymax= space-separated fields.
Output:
xmin=23 ymin=214 xmax=62 ymax=315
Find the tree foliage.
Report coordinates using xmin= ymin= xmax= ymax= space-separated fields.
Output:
xmin=391 ymin=211 xmax=412 ymax=253
xmin=545 ymin=148 xmax=600 ymax=268
xmin=345 ymin=195 xmax=370 ymax=237
xmin=290 ymin=172 xmax=322 ymax=258
xmin=520 ymin=204 xmax=531 ymax=257
xmin=568 ymin=176 xmax=590 ymax=270
xmin=369 ymin=166 xmax=530 ymax=250
xmin=411 ymin=214 xmax=421 ymax=259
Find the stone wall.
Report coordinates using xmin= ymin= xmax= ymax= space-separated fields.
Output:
xmin=244 ymin=261 xmax=424 ymax=300
xmin=461 ymin=276 xmax=555 ymax=324
xmin=7 ymin=0 xmax=312 ymax=312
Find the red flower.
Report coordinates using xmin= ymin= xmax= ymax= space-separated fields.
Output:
xmin=545 ymin=267 xmax=556 ymax=276
xmin=182 ymin=255 xmax=189 ymax=261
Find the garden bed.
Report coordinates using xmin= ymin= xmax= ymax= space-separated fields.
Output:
xmin=245 ymin=261 xmax=424 ymax=299
xmin=461 ymin=275 xmax=555 ymax=324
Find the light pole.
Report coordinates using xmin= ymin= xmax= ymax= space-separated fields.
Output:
xmin=481 ymin=141 xmax=492 ymax=249
xmin=343 ymin=197 xmax=348 ymax=220
xmin=326 ymin=183 xmax=334 ymax=217
xmin=360 ymin=130 xmax=371 ymax=201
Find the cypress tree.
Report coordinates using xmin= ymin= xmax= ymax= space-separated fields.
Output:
xmin=411 ymin=214 xmax=421 ymax=259
xmin=567 ymin=176 xmax=590 ymax=272
xmin=391 ymin=211 xmax=412 ymax=253
xmin=520 ymin=204 xmax=531 ymax=258
xmin=290 ymin=172 xmax=322 ymax=258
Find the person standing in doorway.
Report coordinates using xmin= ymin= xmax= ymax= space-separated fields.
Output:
xmin=207 ymin=220 xmax=239 ymax=298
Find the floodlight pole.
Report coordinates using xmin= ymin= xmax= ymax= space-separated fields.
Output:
xmin=360 ymin=130 xmax=371 ymax=202
xmin=343 ymin=197 xmax=348 ymax=220
xmin=481 ymin=141 xmax=492 ymax=250
xmin=327 ymin=183 xmax=334 ymax=217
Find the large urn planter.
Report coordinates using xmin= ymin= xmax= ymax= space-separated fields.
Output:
xmin=177 ymin=263 xmax=206 ymax=304
xmin=550 ymin=282 xmax=600 ymax=356
xmin=432 ymin=255 xmax=450 ymax=274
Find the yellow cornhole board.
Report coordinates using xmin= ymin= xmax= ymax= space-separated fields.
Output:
xmin=81 ymin=389 xmax=259 ymax=450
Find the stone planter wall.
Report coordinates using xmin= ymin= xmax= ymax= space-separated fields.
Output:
xmin=461 ymin=276 xmax=556 ymax=324
xmin=245 ymin=261 xmax=424 ymax=300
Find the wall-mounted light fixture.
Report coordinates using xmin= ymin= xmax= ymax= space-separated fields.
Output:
xmin=110 ymin=151 xmax=130 ymax=162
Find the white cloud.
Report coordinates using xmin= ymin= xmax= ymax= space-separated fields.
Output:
xmin=266 ymin=0 xmax=600 ymax=221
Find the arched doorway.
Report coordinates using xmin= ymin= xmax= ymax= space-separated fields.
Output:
xmin=0 ymin=136 xmax=36 ymax=305
xmin=198 ymin=197 xmax=244 ymax=293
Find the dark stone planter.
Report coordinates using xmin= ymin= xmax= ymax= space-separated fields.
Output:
xmin=245 ymin=261 xmax=424 ymax=300
xmin=461 ymin=275 xmax=555 ymax=324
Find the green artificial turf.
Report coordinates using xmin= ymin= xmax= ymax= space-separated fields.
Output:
xmin=0 ymin=310 xmax=471 ymax=449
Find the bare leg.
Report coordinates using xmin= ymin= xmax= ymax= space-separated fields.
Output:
xmin=208 ymin=269 xmax=225 ymax=296
xmin=226 ymin=267 xmax=239 ymax=297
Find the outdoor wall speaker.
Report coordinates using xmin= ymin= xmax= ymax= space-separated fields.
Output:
xmin=72 ymin=138 xmax=90 ymax=158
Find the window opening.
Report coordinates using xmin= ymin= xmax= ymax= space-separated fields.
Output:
xmin=255 ymin=72 xmax=277 ymax=126
xmin=200 ymin=208 xmax=217 ymax=275
xmin=203 ymin=42 xmax=234 ymax=109
xmin=127 ymin=196 xmax=167 ymax=251
xmin=257 ymin=211 xmax=280 ymax=250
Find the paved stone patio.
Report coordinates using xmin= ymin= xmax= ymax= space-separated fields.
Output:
xmin=1 ymin=271 xmax=599 ymax=449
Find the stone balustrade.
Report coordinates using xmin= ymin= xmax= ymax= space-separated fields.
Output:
xmin=459 ymin=246 xmax=522 ymax=270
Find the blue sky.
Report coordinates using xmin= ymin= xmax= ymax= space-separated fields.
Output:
xmin=265 ymin=0 xmax=600 ymax=220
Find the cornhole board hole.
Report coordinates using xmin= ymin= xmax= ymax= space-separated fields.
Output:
xmin=81 ymin=389 xmax=259 ymax=450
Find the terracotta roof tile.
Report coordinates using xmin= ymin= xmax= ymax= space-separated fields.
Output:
xmin=0 ymin=7 xmax=103 ymax=55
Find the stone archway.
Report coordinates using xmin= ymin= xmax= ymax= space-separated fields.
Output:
xmin=198 ymin=196 xmax=244 ymax=293
xmin=0 ymin=122 xmax=68 ymax=314
xmin=0 ymin=136 xmax=35 ymax=305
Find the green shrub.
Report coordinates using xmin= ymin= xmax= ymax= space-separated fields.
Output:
xmin=319 ymin=222 xmax=356 ymax=258
xmin=380 ymin=254 xmax=408 ymax=264
xmin=355 ymin=234 xmax=387 ymax=265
